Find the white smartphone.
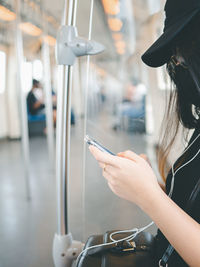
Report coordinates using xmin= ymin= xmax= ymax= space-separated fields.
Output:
xmin=85 ymin=135 xmax=115 ymax=156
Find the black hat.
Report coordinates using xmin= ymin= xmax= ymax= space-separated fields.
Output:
xmin=141 ymin=0 xmax=200 ymax=67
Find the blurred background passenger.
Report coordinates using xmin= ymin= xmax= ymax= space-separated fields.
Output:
xmin=27 ymin=79 xmax=45 ymax=116
xmin=113 ymin=80 xmax=147 ymax=131
xmin=27 ymin=79 xmax=57 ymax=126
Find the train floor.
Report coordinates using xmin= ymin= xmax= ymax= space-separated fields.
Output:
xmin=0 ymin=116 xmax=158 ymax=267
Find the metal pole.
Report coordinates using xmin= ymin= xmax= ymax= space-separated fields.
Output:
xmin=42 ymin=41 xmax=55 ymax=167
xmin=15 ymin=0 xmax=31 ymax=201
xmin=56 ymin=0 xmax=78 ymax=236
xmin=53 ymin=1 xmax=105 ymax=265
xmin=82 ymin=0 xmax=94 ymax=241
xmin=40 ymin=2 xmax=55 ymax=167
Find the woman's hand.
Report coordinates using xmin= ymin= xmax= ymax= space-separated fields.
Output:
xmin=138 ymin=154 xmax=151 ymax=165
xmin=120 ymin=151 xmax=166 ymax=192
xmin=89 ymin=146 xmax=161 ymax=209
xmin=89 ymin=146 xmax=200 ymax=266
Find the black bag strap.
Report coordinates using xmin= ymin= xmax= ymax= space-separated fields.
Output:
xmin=159 ymin=177 xmax=200 ymax=267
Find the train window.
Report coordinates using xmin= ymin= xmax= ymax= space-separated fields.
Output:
xmin=33 ymin=59 xmax=43 ymax=81
xmin=21 ymin=61 xmax=32 ymax=93
xmin=0 ymin=51 xmax=6 ymax=94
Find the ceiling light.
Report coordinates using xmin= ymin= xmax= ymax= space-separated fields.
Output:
xmin=112 ymin=33 xmax=123 ymax=41
xmin=115 ymin=41 xmax=126 ymax=49
xmin=0 ymin=5 xmax=16 ymax=21
xmin=116 ymin=47 xmax=125 ymax=55
xmin=19 ymin=22 xmax=42 ymax=36
xmin=43 ymin=35 xmax=56 ymax=46
xmin=108 ymin=18 xmax=123 ymax=32
xmin=102 ymin=0 xmax=120 ymax=15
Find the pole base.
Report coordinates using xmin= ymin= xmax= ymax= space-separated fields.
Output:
xmin=53 ymin=233 xmax=84 ymax=267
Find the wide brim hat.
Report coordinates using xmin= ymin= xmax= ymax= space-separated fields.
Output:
xmin=142 ymin=1 xmax=200 ymax=68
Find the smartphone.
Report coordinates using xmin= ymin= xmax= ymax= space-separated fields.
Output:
xmin=85 ymin=135 xmax=115 ymax=156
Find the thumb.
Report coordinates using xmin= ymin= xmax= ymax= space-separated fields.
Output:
xmin=117 ymin=150 xmax=140 ymax=162
xmin=139 ymin=154 xmax=148 ymax=161
xmin=139 ymin=154 xmax=151 ymax=166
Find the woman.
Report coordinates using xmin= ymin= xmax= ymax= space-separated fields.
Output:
xmin=89 ymin=0 xmax=200 ymax=266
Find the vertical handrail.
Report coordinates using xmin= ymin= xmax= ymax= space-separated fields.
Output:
xmin=15 ymin=0 xmax=31 ymax=201
xmin=41 ymin=2 xmax=55 ymax=167
xmin=82 ymin=0 xmax=94 ymax=241
xmin=42 ymin=40 xmax=55 ymax=167
xmin=56 ymin=0 xmax=78 ymax=236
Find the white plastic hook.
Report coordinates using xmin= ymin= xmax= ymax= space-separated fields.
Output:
xmin=56 ymin=25 xmax=105 ymax=66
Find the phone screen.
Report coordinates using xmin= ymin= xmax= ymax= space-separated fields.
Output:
xmin=85 ymin=135 xmax=115 ymax=156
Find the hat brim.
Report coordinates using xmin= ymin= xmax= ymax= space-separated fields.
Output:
xmin=141 ymin=9 xmax=200 ymax=67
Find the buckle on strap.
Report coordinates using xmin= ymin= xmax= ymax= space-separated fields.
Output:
xmin=159 ymin=259 xmax=168 ymax=267
xmin=122 ymin=241 xmax=136 ymax=252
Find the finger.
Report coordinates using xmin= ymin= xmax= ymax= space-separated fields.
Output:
xmin=139 ymin=154 xmax=148 ymax=160
xmin=117 ymin=150 xmax=140 ymax=162
xmin=99 ymin=161 xmax=111 ymax=171
xmin=99 ymin=162 xmax=104 ymax=169
xmin=103 ymin=164 xmax=117 ymax=177
xmin=89 ymin=145 xmax=117 ymax=166
xmin=107 ymin=181 xmax=117 ymax=195
xmin=98 ymin=163 xmax=117 ymax=180
xmin=139 ymin=154 xmax=151 ymax=166
xmin=103 ymin=170 xmax=114 ymax=183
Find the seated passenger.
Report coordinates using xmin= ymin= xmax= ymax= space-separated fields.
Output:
xmin=27 ymin=79 xmax=45 ymax=116
xmin=27 ymin=79 xmax=57 ymax=126
xmin=113 ymin=81 xmax=146 ymax=130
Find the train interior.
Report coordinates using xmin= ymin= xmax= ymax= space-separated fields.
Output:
xmin=0 ymin=0 xmax=186 ymax=266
